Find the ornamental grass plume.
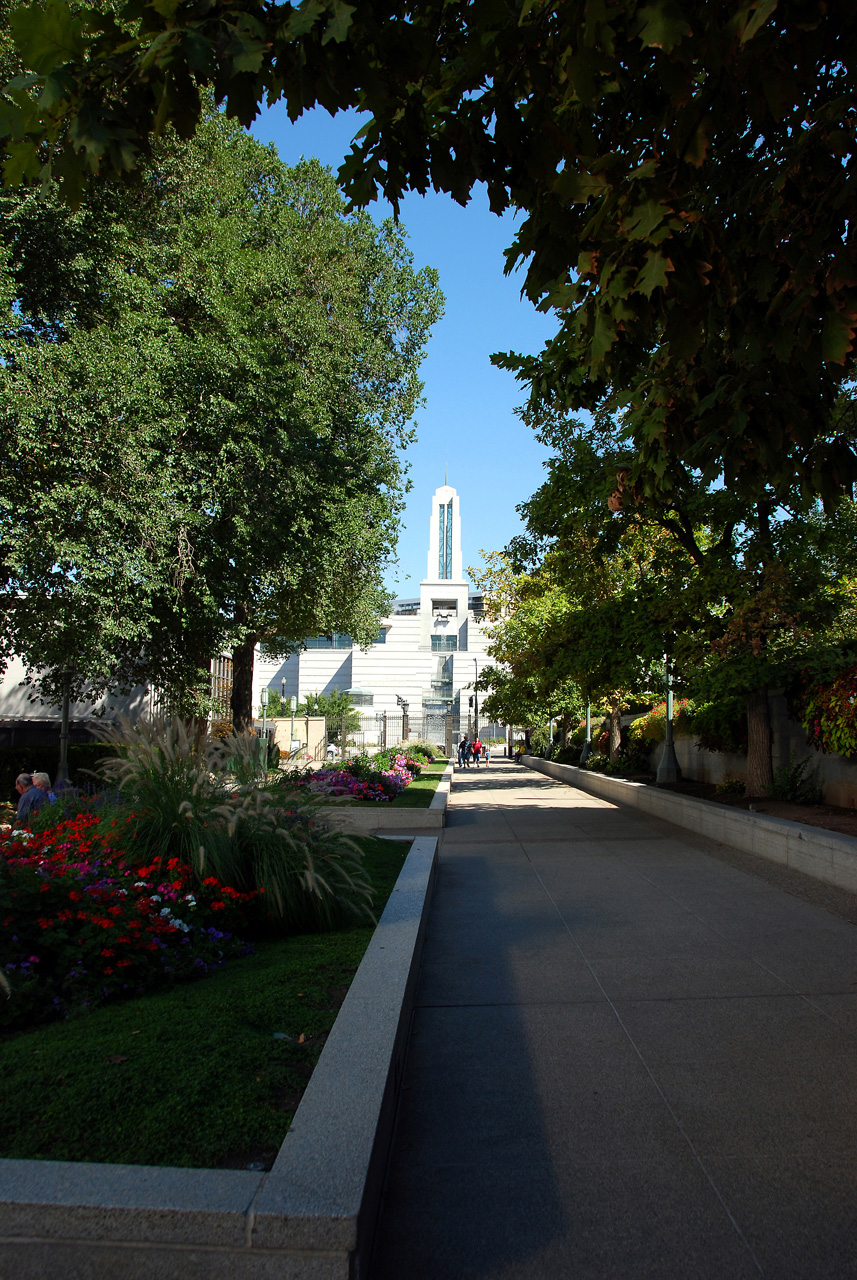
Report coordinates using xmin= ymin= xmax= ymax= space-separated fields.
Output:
xmin=89 ymin=715 xmax=373 ymax=930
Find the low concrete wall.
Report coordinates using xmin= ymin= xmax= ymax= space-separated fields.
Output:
xmin=317 ymin=762 xmax=452 ymax=833
xmin=522 ymin=756 xmax=857 ymax=895
xmin=0 ymin=837 xmax=439 ymax=1279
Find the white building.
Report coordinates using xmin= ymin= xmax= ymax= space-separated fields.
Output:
xmin=253 ymin=484 xmax=494 ymax=732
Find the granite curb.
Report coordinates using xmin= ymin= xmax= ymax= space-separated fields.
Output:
xmin=317 ymin=761 xmax=452 ymax=833
xmin=0 ymin=836 xmax=439 ymax=1279
xmin=522 ymin=754 xmax=857 ymax=893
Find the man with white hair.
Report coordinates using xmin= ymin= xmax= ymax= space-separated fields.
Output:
xmin=14 ymin=773 xmax=47 ymax=825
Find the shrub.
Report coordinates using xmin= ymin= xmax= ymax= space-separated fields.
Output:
xmin=628 ymin=699 xmax=694 ymax=749
xmin=582 ymin=751 xmax=610 ymax=772
xmin=715 ymin=776 xmax=746 ymax=796
xmin=768 ymin=753 xmax=824 ymax=805
xmin=798 ymin=664 xmax=857 ymax=758
xmin=687 ymin=697 xmax=748 ymax=754
xmin=87 ymin=716 xmax=373 ymax=930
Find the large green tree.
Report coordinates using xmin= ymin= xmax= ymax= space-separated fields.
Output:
xmin=0 ymin=108 xmax=442 ymax=725
xmin=4 ymin=0 xmax=856 ymax=503
xmin=503 ymin=407 xmax=857 ymax=791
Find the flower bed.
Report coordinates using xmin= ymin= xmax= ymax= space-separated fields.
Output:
xmin=1 ymin=814 xmax=257 ymax=1031
xmin=303 ymin=747 xmax=434 ymax=803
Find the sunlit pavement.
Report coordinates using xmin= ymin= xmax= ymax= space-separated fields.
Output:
xmin=369 ymin=756 xmax=857 ymax=1279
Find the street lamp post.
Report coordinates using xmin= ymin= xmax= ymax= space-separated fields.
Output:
xmin=580 ymin=699 xmax=592 ymax=765
xmin=473 ymin=658 xmax=479 ymax=735
xmin=656 ymin=657 xmax=682 ymax=785
xmin=55 ymin=666 xmax=72 ymax=785
xmin=290 ymin=695 xmax=297 ymax=755
xmin=260 ymin=687 xmax=269 ymax=774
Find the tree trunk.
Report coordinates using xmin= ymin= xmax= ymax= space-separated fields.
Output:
xmin=744 ymin=688 xmax=773 ymax=796
xmin=230 ymin=629 xmax=259 ymax=733
xmin=609 ymin=699 xmax=622 ymax=762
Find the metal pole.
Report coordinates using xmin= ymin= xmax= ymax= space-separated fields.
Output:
xmin=473 ymin=658 xmax=479 ymax=735
xmin=55 ymin=666 xmax=72 ymax=784
xmin=580 ymin=700 xmax=592 ymax=765
xmin=656 ymin=658 xmax=681 ymax=785
xmin=260 ymin=687 xmax=268 ymax=773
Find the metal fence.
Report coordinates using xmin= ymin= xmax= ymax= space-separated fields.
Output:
xmin=321 ymin=711 xmax=507 ymax=759
xmin=322 ymin=711 xmax=462 ymax=758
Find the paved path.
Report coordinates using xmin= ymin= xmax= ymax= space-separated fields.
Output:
xmin=369 ymin=757 xmax=857 ymax=1279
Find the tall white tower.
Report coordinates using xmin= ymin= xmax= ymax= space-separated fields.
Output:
xmin=419 ymin=484 xmax=470 ymax=651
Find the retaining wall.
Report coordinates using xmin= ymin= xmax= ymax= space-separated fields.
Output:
xmin=646 ymin=691 xmax=857 ymax=808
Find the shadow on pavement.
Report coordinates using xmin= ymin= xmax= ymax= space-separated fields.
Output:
xmin=368 ymin=851 xmax=568 ymax=1279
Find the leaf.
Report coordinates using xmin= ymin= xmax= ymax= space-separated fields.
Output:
xmin=322 ymin=1 xmax=356 ymax=46
xmin=105 ymin=1055 xmax=128 ymax=1064
xmin=634 ymin=2 xmax=692 ymax=52
xmin=282 ymin=0 xmax=327 ymax=39
xmin=590 ymin=309 xmax=617 ymax=363
xmin=740 ymin=0 xmax=778 ymax=45
xmin=621 ymin=200 xmax=671 ymax=241
xmin=555 ymin=168 xmax=608 ymax=205
xmin=634 ymin=250 xmax=674 ymax=296
xmin=150 ymin=0 xmax=181 ymax=17
xmin=682 ymin=119 xmax=709 ymax=167
xmin=821 ymin=309 xmax=855 ymax=365
xmin=10 ymin=0 xmax=87 ymax=75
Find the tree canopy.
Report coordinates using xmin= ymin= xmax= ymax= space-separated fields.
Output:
xmin=4 ymin=0 xmax=856 ymax=504
xmin=0 ymin=107 xmax=443 ymax=725
xmin=488 ymin=403 xmax=857 ymax=789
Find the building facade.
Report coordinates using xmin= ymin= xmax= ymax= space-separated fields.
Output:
xmin=253 ymin=484 xmax=494 ymax=731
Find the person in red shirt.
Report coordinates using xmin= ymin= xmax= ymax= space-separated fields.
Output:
xmin=472 ymin=737 xmax=482 ymax=767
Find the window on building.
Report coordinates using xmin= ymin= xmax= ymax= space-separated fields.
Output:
xmin=432 ymin=599 xmax=457 ymax=615
xmin=374 ymin=628 xmax=387 ymax=644
xmin=437 ymin=500 xmax=453 ymax=579
xmin=304 ymin=633 xmax=353 ymax=649
xmin=431 ymin=635 xmax=458 ymax=651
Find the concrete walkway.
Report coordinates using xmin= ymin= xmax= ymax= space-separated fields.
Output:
xmin=369 ymin=757 xmax=857 ymax=1279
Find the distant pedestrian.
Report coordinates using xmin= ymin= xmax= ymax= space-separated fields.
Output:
xmin=14 ymin=773 xmax=47 ymax=826
xmin=457 ymin=737 xmax=467 ymax=768
xmin=472 ymin=737 xmax=482 ymax=767
xmin=483 ymin=743 xmax=491 ymax=765
xmin=464 ymin=740 xmax=472 ymax=767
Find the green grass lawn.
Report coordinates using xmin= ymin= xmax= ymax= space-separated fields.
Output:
xmin=389 ymin=766 xmax=447 ymax=808
xmin=0 ymin=836 xmax=411 ymax=1171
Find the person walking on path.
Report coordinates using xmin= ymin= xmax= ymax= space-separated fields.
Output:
xmin=472 ymin=736 xmax=482 ymax=767
xmin=463 ymin=739 xmax=472 ymax=767
xmin=13 ymin=773 xmax=47 ymax=826
xmin=457 ymin=737 xmax=467 ymax=769
xmin=483 ymin=742 xmax=491 ymax=765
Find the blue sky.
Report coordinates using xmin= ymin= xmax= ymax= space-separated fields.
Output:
xmin=250 ymin=104 xmax=557 ymax=596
